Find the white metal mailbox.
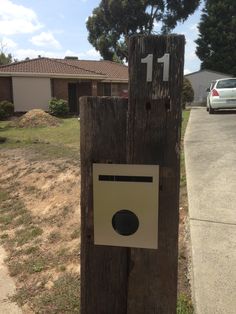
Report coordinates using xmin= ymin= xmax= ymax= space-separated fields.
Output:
xmin=93 ymin=163 xmax=159 ymax=249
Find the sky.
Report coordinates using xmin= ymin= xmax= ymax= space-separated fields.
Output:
xmin=0 ymin=0 xmax=204 ymax=74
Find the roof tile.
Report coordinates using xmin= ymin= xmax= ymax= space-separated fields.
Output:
xmin=0 ymin=57 xmax=128 ymax=81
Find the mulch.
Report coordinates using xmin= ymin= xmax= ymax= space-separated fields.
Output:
xmin=11 ymin=109 xmax=61 ymax=128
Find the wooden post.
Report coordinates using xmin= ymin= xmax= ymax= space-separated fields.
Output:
xmin=80 ymin=97 xmax=128 ymax=314
xmin=80 ymin=35 xmax=184 ymax=314
xmin=127 ymin=35 xmax=185 ymax=313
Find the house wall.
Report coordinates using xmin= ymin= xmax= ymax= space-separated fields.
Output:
xmin=186 ymin=71 xmax=232 ymax=105
xmin=52 ymin=79 xmax=94 ymax=99
xmin=0 ymin=77 xmax=13 ymax=102
xmin=52 ymin=79 xmax=93 ymax=113
xmin=12 ymin=77 xmax=51 ymax=112
xmin=97 ymin=82 xmax=128 ymax=97
xmin=7 ymin=77 xmax=128 ymax=112
xmin=52 ymin=79 xmax=69 ymax=100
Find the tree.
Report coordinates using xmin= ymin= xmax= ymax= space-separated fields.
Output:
xmin=87 ymin=0 xmax=201 ymax=61
xmin=195 ymin=0 xmax=236 ymax=76
xmin=0 ymin=41 xmax=13 ymax=65
xmin=0 ymin=52 xmax=12 ymax=65
xmin=182 ymin=78 xmax=194 ymax=109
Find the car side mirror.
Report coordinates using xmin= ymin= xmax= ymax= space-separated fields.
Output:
xmin=206 ymin=88 xmax=210 ymax=92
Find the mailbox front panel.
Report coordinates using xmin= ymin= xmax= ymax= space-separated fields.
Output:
xmin=93 ymin=163 xmax=159 ymax=249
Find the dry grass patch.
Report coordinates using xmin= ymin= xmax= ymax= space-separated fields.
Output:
xmin=0 ymin=148 xmax=80 ymax=312
xmin=0 ymin=111 xmax=192 ymax=313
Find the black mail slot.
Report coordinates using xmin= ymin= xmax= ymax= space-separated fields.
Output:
xmin=99 ymin=175 xmax=153 ymax=183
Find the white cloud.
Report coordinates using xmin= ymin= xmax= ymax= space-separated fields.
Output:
xmin=13 ymin=49 xmax=62 ymax=60
xmin=78 ymin=48 xmax=101 ymax=60
xmin=13 ymin=48 xmax=101 ymax=61
xmin=1 ymin=36 xmax=17 ymax=49
xmin=30 ymin=32 xmax=61 ymax=49
xmin=0 ymin=0 xmax=43 ymax=35
xmin=63 ymin=48 xmax=101 ymax=60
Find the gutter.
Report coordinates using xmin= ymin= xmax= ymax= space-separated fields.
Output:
xmin=102 ymin=79 xmax=128 ymax=83
xmin=0 ymin=72 xmax=128 ymax=83
xmin=0 ymin=72 xmax=105 ymax=80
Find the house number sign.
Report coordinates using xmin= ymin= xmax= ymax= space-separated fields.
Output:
xmin=141 ymin=53 xmax=170 ymax=82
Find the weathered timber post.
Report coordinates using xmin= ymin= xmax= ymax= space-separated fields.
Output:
xmin=80 ymin=35 xmax=184 ymax=314
xmin=80 ymin=97 xmax=128 ymax=314
xmin=127 ymin=35 xmax=185 ymax=313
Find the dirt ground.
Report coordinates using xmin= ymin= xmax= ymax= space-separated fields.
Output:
xmin=0 ymin=148 xmax=81 ymax=312
xmin=0 ymin=147 xmax=191 ymax=312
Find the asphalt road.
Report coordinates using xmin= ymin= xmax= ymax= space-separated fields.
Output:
xmin=185 ymin=107 xmax=236 ymax=314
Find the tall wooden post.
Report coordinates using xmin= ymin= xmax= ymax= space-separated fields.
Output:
xmin=80 ymin=35 xmax=185 ymax=314
xmin=127 ymin=35 xmax=185 ymax=313
xmin=80 ymin=97 xmax=128 ymax=314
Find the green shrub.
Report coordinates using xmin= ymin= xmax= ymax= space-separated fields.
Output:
xmin=49 ymin=98 xmax=69 ymax=117
xmin=177 ymin=294 xmax=194 ymax=314
xmin=182 ymin=78 xmax=194 ymax=109
xmin=0 ymin=100 xmax=14 ymax=120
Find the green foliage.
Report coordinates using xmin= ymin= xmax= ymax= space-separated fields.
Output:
xmin=0 ymin=118 xmax=80 ymax=160
xmin=49 ymin=98 xmax=69 ymax=117
xmin=0 ymin=52 xmax=12 ymax=65
xmin=87 ymin=0 xmax=201 ymax=61
xmin=195 ymin=0 xmax=236 ymax=76
xmin=0 ymin=101 xmax=14 ymax=120
xmin=177 ymin=294 xmax=194 ymax=314
xmin=15 ymin=227 xmax=43 ymax=246
xmin=35 ymin=273 xmax=80 ymax=313
xmin=180 ymin=109 xmax=190 ymax=187
xmin=182 ymin=78 xmax=194 ymax=108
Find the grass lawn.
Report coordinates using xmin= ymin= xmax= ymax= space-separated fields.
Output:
xmin=178 ymin=108 xmax=193 ymax=314
xmin=0 ymin=111 xmax=192 ymax=313
xmin=0 ymin=118 xmax=80 ymax=160
xmin=180 ymin=109 xmax=191 ymax=187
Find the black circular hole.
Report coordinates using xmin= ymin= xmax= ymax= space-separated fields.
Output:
xmin=112 ymin=210 xmax=139 ymax=236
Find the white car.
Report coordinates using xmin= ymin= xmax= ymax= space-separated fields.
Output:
xmin=206 ymin=78 xmax=236 ymax=114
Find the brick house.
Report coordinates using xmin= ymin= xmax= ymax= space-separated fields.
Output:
xmin=0 ymin=57 xmax=128 ymax=113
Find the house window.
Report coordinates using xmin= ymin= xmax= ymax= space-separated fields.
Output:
xmin=111 ymin=83 xmax=128 ymax=97
xmin=103 ymin=83 xmax=111 ymax=96
xmin=97 ymin=83 xmax=111 ymax=96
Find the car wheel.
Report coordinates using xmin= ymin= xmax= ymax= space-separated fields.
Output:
xmin=209 ymin=105 xmax=214 ymax=114
xmin=206 ymin=106 xmax=209 ymax=112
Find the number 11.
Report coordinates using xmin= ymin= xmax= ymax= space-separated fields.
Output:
xmin=141 ymin=53 xmax=170 ymax=82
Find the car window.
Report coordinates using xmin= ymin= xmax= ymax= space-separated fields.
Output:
xmin=210 ymin=81 xmax=216 ymax=90
xmin=216 ymin=79 xmax=236 ymax=89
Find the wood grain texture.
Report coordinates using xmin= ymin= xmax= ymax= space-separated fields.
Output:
xmin=127 ymin=35 xmax=185 ymax=314
xmin=80 ymin=97 xmax=128 ymax=314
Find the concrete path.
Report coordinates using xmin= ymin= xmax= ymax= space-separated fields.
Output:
xmin=0 ymin=246 xmax=22 ymax=314
xmin=185 ymin=107 xmax=236 ymax=314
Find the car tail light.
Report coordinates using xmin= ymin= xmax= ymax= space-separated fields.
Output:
xmin=212 ymin=89 xmax=219 ymax=97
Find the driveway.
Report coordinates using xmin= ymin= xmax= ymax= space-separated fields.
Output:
xmin=184 ymin=108 xmax=236 ymax=314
